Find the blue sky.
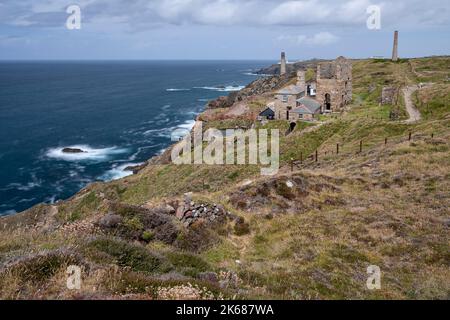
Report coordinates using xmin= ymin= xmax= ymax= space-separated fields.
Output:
xmin=0 ymin=0 xmax=449 ymax=60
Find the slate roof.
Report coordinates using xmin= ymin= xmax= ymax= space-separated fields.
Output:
xmin=293 ymin=97 xmax=321 ymax=114
xmin=276 ymin=85 xmax=304 ymax=95
xmin=259 ymin=107 xmax=275 ymax=117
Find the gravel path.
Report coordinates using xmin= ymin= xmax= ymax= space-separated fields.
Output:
xmin=403 ymin=85 xmax=422 ymax=123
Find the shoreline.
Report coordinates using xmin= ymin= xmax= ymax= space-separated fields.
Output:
xmin=1 ymin=73 xmax=260 ymax=217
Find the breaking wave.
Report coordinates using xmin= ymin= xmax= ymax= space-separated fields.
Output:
xmin=100 ymin=163 xmax=142 ymax=182
xmin=46 ymin=145 xmax=128 ymax=162
xmin=166 ymin=88 xmax=191 ymax=92
xmin=194 ymin=85 xmax=245 ymax=92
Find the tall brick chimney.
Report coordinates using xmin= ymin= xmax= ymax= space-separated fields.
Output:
xmin=392 ymin=31 xmax=399 ymax=62
xmin=280 ymin=52 xmax=287 ymax=76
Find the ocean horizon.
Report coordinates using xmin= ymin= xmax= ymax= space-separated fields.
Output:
xmin=0 ymin=60 xmax=270 ymax=215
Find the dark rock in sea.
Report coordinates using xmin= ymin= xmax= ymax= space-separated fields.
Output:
xmin=62 ymin=147 xmax=86 ymax=154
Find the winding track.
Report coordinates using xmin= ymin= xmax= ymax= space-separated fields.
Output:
xmin=403 ymin=85 xmax=422 ymax=123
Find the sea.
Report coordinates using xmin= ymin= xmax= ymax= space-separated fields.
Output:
xmin=0 ymin=60 xmax=271 ymax=215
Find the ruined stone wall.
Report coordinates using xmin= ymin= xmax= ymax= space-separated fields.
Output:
xmin=381 ymin=86 xmax=396 ymax=105
xmin=316 ymin=57 xmax=352 ymax=112
xmin=296 ymin=70 xmax=306 ymax=89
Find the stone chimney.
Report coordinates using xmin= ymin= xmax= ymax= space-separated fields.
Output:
xmin=280 ymin=52 xmax=287 ymax=76
xmin=392 ymin=31 xmax=399 ymax=62
xmin=296 ymin=70 xmax=306 ymax=89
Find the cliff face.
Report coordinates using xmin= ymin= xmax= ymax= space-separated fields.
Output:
xmin=1 ymin=57 xmax=449 ymax=300
xmin=206 ymin=73 xmax=294 ymax=110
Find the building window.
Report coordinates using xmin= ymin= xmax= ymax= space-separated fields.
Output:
xmin=299 ymin=114 xmax=303 ymax=119
xmin=282 ymin=95 xmax=288 ymax=102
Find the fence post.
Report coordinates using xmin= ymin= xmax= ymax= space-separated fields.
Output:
xmin=409 ymin=132 xmax=412 ymax=141
xmin=385 ymin=137 xmax=388 ymax=145
xmin=431 ymin=133 xmax=434 ymax=139
xmin=315 ymin=150 xmax=318 ymax=162
xmin=300 ymin=152 xmax=303 ymax=164
xmin=336 ymin=143 xmax=339 ymax=155
xmin=290 ymin=158 xmax=294 ymax=172
xmin=359 ymin=140 xmax=363 ymax=153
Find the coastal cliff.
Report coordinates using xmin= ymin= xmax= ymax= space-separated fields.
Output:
xmin=0 ymin=57 xmax=449 ymax=300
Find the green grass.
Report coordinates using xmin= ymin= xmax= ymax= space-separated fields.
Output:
xmin=87 ymin=238 xmax=170 ymax=274
xmin=57 ymin=191 xmax=102 ymax=222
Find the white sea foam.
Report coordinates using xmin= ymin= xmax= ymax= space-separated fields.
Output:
xmin=0 ymin=210 xmax=16 ymax=216
xmin=128 ymin=144 xmax=162 ymax=161
xmin=100 ymin=163 xmax=143 ymax=182
xmin=177 ymin=119 xmax=196 ymax=130
xmin=243 ymin=72 xmax=269 ymax=76
xmin=144 ymin=120 xmax=196 ymax=140
xmin=46 ymin=145 xmax=128 ymax=162
xmin=46 ymin=195 xmax=57 ymax=204
xmin=166 ymin=88 xmax=191 ymax=92
xmin=18 ymin=198 xmax=37 ymax=203
xmin=172 ymin=119 xmax=196 ymax=138
xmin=194 ymin=85 xmax=245 ymax=92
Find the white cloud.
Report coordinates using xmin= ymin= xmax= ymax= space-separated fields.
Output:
xmin=1 ymin=0 xmax=449 ymax=30
xmin=278 ymin=32 xmax=339 ymax=46
xmin=266 ymin=0 xmax=332 ymax=25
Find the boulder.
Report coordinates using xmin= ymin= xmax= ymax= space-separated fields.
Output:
xmin=97 ymin=213 xmax=122 ymax=229
xmin=175 ymin=205 xmax=185 ymax=219
xmin=62 ymin=147 xmax=86 ymax=154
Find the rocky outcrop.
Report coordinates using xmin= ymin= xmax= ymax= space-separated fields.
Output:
xmin=256 ymin=58 xmax=326 ymax=75
xmin=175 ymin=194 xmax=231 ymax=228
xmin=124 ymin=162 xmax=149 ymax=174
xmin=207 ymin=96 xmax=235 ymax=109
xmin=206 ymin=75 xmax=292 ymax=110
xmin=62 ymin=148 xmax=86 ymax=153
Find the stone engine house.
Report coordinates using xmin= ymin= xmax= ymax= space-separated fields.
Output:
xmin=315 ymin=56 xmax=353 ymax=113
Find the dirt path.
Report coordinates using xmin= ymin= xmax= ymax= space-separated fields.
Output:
xmin=403 ymin=85 xmax=422 ymax=123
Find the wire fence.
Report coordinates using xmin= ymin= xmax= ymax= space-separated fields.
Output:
xmin=288 ymin=130 xmax=436 ymax=171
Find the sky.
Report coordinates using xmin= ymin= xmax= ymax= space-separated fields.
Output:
xmin=0 ymin=0 xmax=449 ymax=60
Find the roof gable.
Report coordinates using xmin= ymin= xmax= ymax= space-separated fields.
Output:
xmin=276 ymin=85 xmax=304 ymax=95
xmin=259 ymin=107 xmax=275 ymax=117
xmin=294 ymin=97 xmax=321 ymax=114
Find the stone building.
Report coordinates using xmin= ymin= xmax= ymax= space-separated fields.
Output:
xmin=273 ymin=70 xmax=306 ymax=120
xmin=315 ymin=56 xmax=352 ymax=113
xmin=292 ymin=97 xmax=321 ymax=121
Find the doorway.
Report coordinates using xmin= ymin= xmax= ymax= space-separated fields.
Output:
xmin=325 ymin=93 xmax=331 ymax=111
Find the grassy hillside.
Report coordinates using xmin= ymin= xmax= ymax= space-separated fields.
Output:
xmin=0 ymin=57 xmax=449 ymax=300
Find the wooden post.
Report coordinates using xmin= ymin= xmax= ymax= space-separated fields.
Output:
xmin=300 ymin=152 xmax=303 ymax=164
xmin=409 ymin=132 xmax=412 ymax=141
xmin=315 ymin=150 xmax=318 ymax=162
xmin=431 ymin=133 xmax=434 ymax=139
xmin=359 ymin=140 xmax=363 ymax=153
xmin=336 ymin=143 xmax=339 ymax=155
xmin=290 ymin=158 xmax=294 ymax=172
xmin=385 ymin=137 xmax=388 ymax=145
